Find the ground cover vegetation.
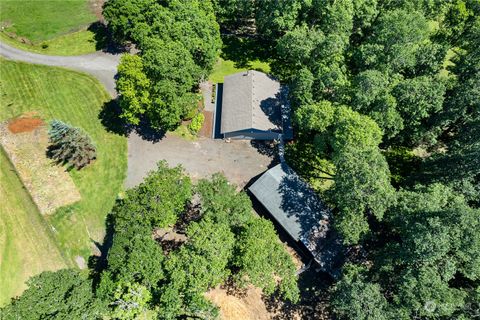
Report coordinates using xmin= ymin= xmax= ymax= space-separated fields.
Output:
xmin=0 ymin=59 xmax=127 ymax=265
xmin=0 ymin=0 xmax=101 ymax=55
xmin=212 ymin=0 xmax=479 ymax=318
xmin=2 ymin=162 xmax=300 ymax=319
xmin=103 ymin=0 xmax=222 ymax=131
xmin=2 ymin=0 xmax=479 ymax=319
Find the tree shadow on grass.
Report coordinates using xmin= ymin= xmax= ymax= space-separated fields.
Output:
xmin=88 ymin=212 xmax=115 ymax=286
xmin=220 ymin=35 xmax=273 ymax=69
xmin=98 ymin=99 xmax=167 ymax=142
xmin=98 ymin=99 xmax=132 ymax=136
xmin=87 ymin=22 xmax=127 ymax=54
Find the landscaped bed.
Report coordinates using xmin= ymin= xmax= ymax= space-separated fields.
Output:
xmin=0 ymin=116 xmax=81 ymax=215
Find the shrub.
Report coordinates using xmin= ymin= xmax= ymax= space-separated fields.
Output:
xmin=48 ymin=120 xmax=96 ymax=169
xmin=188 ymin=113 xmax=205 ymax=135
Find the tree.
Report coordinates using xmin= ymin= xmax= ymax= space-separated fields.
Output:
xmin=103 ymin=0 xmax=221 ymax=130
xmin=114 ymin=161 xmax=192 ymax=230
xmin=292 ymin=103 xmax=395 ymax=244
xmin=115 ymin=54 xmax=151 ymax=126
xmin=111 ymin=282 xmax=152 ymax=320
xmin=234 ymin=218 xmax=300 ymax=302
xmin=48 ymin=120 xmax=96 ymax=169
xmin=351 ymin=70 xmax=402 ymax=139
xmin=1 ymin=269 xmax=105 ymax=320
xmin=255 ymin=0 xmax=310 ymax=38
xmin=355 ymin=9 xmax=430 ymax=73
xmin=333 ymin=265 xmax=390 ymax=320
xmin=392 ymin=75 xmax=446 ymax=144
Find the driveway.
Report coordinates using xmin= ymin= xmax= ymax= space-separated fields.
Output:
xmin=127 ymin=133 xmax=276 ymax=189
xmin=0 ymin=41 xmax=119 ymax=97
xmin=0 ymin=40 xmax=276 ymax=188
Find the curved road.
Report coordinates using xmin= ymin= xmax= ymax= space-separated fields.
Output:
xmin=0 ymin=41 xmax=120 ymax=97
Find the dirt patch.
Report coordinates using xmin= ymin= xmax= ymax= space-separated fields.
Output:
xmin=8 ymin=116 xmax=44 ymax=133
xmin=206 ymin=285 xmax=270 ymax=320
xmin=0 ymin=116 xmax=81 ymax=215
xmin=199 ymin=110 xmax=213 ymax=138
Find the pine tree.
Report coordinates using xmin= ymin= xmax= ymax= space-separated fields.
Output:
xmin=48 ymin=120 xmax=96 ymax=169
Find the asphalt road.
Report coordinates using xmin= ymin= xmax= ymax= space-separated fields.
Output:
xmin=0 ymin=41 xmax=120 ymax=97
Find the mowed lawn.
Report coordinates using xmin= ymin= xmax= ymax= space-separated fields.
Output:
xmin=0 ymin=0 xmax=99 ymax=55
xmin=0 ymin=149 xmax=68 ymax=306
xmin=0 ymin=60 xmax=127 ymax=266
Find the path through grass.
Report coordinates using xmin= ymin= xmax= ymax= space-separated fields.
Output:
xmin=0 ymin=149 xmax=68 ymax=306
xmin=0 ymin=59 xmax=127 ymax=268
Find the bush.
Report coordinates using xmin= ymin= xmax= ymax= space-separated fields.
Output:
xmin=48 ymin=120 xmax=96 ymax=169
xmin=188 ymin=113 xmax=205 ymax=135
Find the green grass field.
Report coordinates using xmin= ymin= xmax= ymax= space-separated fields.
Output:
xmin=209 ymin=58 xmax=271 ymax=83
xmin=0 ymin=149 xmax=68 ymax=306
xmin=209 ymin=36 xmax=271 ymax=83
xmin=0 ymin=60 xmax=127 ymax=273
xmin=0 ymin=0 xmax=100 ymax=55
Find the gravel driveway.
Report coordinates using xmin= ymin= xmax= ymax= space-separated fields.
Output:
xmin=0 ymin=41 xmax=119 ymax=97
xmin=0 ymin=40 xmax=276 ymax=188
xmin=127 ymin=133 xmax=276 ymax=189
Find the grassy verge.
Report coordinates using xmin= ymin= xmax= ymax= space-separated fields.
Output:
xmin=0 ymin=59 xmax=127 ymax=263
xmin=209 ymin=57 xmax=271 ymax=83
xmin=0 ymin=30 xmax=100 ymax=56
xmin=0 ymin=148 xmax=68 ymax=306
xmin=0 ymin=0 xmax=101 ymax=55
xmin=209 ymin=35 xmax=271 ymax=83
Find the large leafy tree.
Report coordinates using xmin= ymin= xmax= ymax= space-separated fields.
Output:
xmin=292 ymin=102 xmax=395 ymax=244
xmin=333 ymin=184 xmax=480 ymax=319
xmin=103 ymin=0 xmax=221 ymax=130
xmin=1 ymin=270 xmax=105 ymax=320
xmin=96 ymin=164 xmax=299 ymax=319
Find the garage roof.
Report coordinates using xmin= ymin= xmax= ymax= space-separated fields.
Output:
xmin=249 ymin=163 xmax=345 ymax=277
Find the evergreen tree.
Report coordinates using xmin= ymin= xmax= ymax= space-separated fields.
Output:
xmin=48 ymin=120 xmax=96 ymax=170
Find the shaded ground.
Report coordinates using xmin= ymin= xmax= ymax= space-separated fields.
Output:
xmin=127 ymin=133 xmax=276 ymax=189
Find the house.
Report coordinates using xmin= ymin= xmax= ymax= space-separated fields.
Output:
xmin=217 ymin=70 xmax=292 ymax=140
xmin=248 ymin=163 xmax=345 ymax=278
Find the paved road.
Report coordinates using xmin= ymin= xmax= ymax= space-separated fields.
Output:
xmin=0 ymin=41 xmax=120 ymax=97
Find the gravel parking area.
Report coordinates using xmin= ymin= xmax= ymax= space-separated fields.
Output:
xmin=126 ymin=132 xmax=276 ymax=189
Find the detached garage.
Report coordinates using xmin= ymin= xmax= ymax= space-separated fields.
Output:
xmin=218 ymin=70 xmax=292 ymax=140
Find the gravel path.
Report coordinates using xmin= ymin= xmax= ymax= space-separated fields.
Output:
xmin=0 ymin=41 xmax=120 ymax=97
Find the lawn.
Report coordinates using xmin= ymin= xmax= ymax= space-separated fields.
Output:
xmin=0 ymin=149 xmax=68 ymax=306
xmin=209 ymin=58 xmax=271 ymax=84
xmin=0 ymin=0 xmax=101 ymax=55
xmin=209 ymin=36 xmax=271 ymax=83
xmin=0 ymin=60 xmax=127 ymax=264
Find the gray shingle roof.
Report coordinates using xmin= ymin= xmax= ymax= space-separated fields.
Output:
xmin=249 ymin=163 xmax=345 ymax=276
xmin=221 ymin=70 xmax=284 ymax=134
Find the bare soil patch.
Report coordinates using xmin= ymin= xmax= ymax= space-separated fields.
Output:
xmin=199 ymin=110 xmax=213 ymax=138
xmin=206 ymin=285 xmax=270 ymax=320
xmin=0 ymin=116 xmax=81 ymax=215
xmin=8 ymin=115 xmax=44 ymax=133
